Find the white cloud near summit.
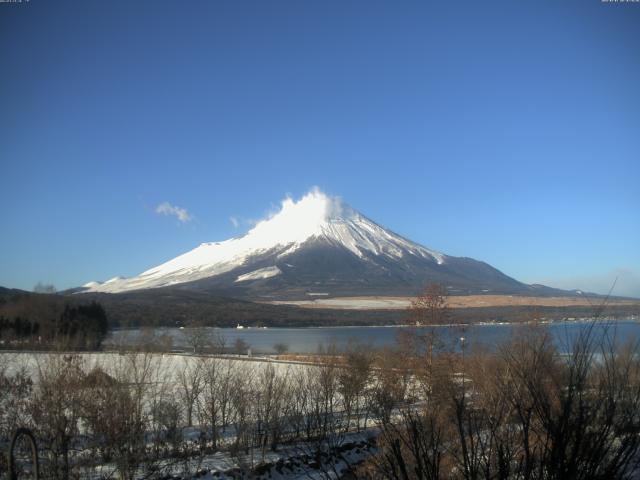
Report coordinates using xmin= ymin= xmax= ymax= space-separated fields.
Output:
xmin=155 ymin=202 xmax=193 ymax=223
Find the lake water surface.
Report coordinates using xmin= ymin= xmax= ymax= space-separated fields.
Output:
xmin=106 ymin=319 xmax=640 ymax=354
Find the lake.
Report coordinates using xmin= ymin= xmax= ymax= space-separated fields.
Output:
xmin=106 ymin=319 xmax=640 ymax=354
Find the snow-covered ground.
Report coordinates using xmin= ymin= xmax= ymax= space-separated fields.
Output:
xmin=1 ymin=352 xmax=377 ymax=479
xmin=118 ymin=432 xmax=375 ymax=480
xmin=267 ymin=297 xmax=413 ymax=310
xmin=0 ymin=351 xmax=306 ymax=382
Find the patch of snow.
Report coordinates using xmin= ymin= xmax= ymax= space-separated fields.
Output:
xmin=104 ymin=276 xmax=125 ymax=284
xmin=235 ymin=266 xmax=282 ymax=283
xmin=272 ymin=297 xmax=411 ymax=309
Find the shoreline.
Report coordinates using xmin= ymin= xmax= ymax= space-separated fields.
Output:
xmin=107 ymin=316 xmax=638 ymax=332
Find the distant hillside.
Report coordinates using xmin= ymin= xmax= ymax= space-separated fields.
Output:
xmin=78 ymin=287 xmax=639 ymax=329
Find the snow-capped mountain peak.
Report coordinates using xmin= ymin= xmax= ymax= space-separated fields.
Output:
xmin=235 ymin=187 xmax=354 ymax=246
xmin=82 ymin=189 xmax=445 ymax=294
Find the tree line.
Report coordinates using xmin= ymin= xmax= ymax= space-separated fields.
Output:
xmin=0 ymin=292 xmax=109 ymax=350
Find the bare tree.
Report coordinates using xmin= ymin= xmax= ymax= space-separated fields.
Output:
xmin=183 ymin=323 xmax=226 ymax=354
xmin=229 ymin=363 xmax=255 ymax=457
xmin=199 ymin=356 xmax=238 ymax=450
xmin=30 ymin=355 xmax=85 ymax=480
xmin=233 ymin=338 xmax=250 ymax=355
xmin=273 ymin=342 xmax=289 ymax=355
xmin=0 ymin=357 xmax=33 ymax=475
xmin=81 ymin=363 xmax=146 ymax=480
xmin=409 ymin=283 xmax=449 ymax=327
xmin=254 ymin=363 xmax=290 ymax=454
xmin=338 ymin=345 xmax=372 ymax=432
xmin=369 ymin=346 xmax=412 ymax=427
xmin=177 ymin=358 xmax=203 ymax=427
xmin=405 ymin=283 xmax=450 ymax=395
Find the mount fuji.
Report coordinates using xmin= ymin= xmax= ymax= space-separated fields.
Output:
xmin=80 ymin=189 xmax=556 ymax=299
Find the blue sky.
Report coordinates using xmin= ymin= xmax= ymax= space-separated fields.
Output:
xmin=1 ymin=0 xmax=639 ymax=296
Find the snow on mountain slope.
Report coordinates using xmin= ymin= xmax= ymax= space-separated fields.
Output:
xmin=83 ymin=189 xmax=445 ymax=294
xmin=235 ymin=266 xmax=282 ymax=283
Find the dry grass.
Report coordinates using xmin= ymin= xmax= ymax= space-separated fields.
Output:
xmin=265 ymin=294 xmax=640 ymax=310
